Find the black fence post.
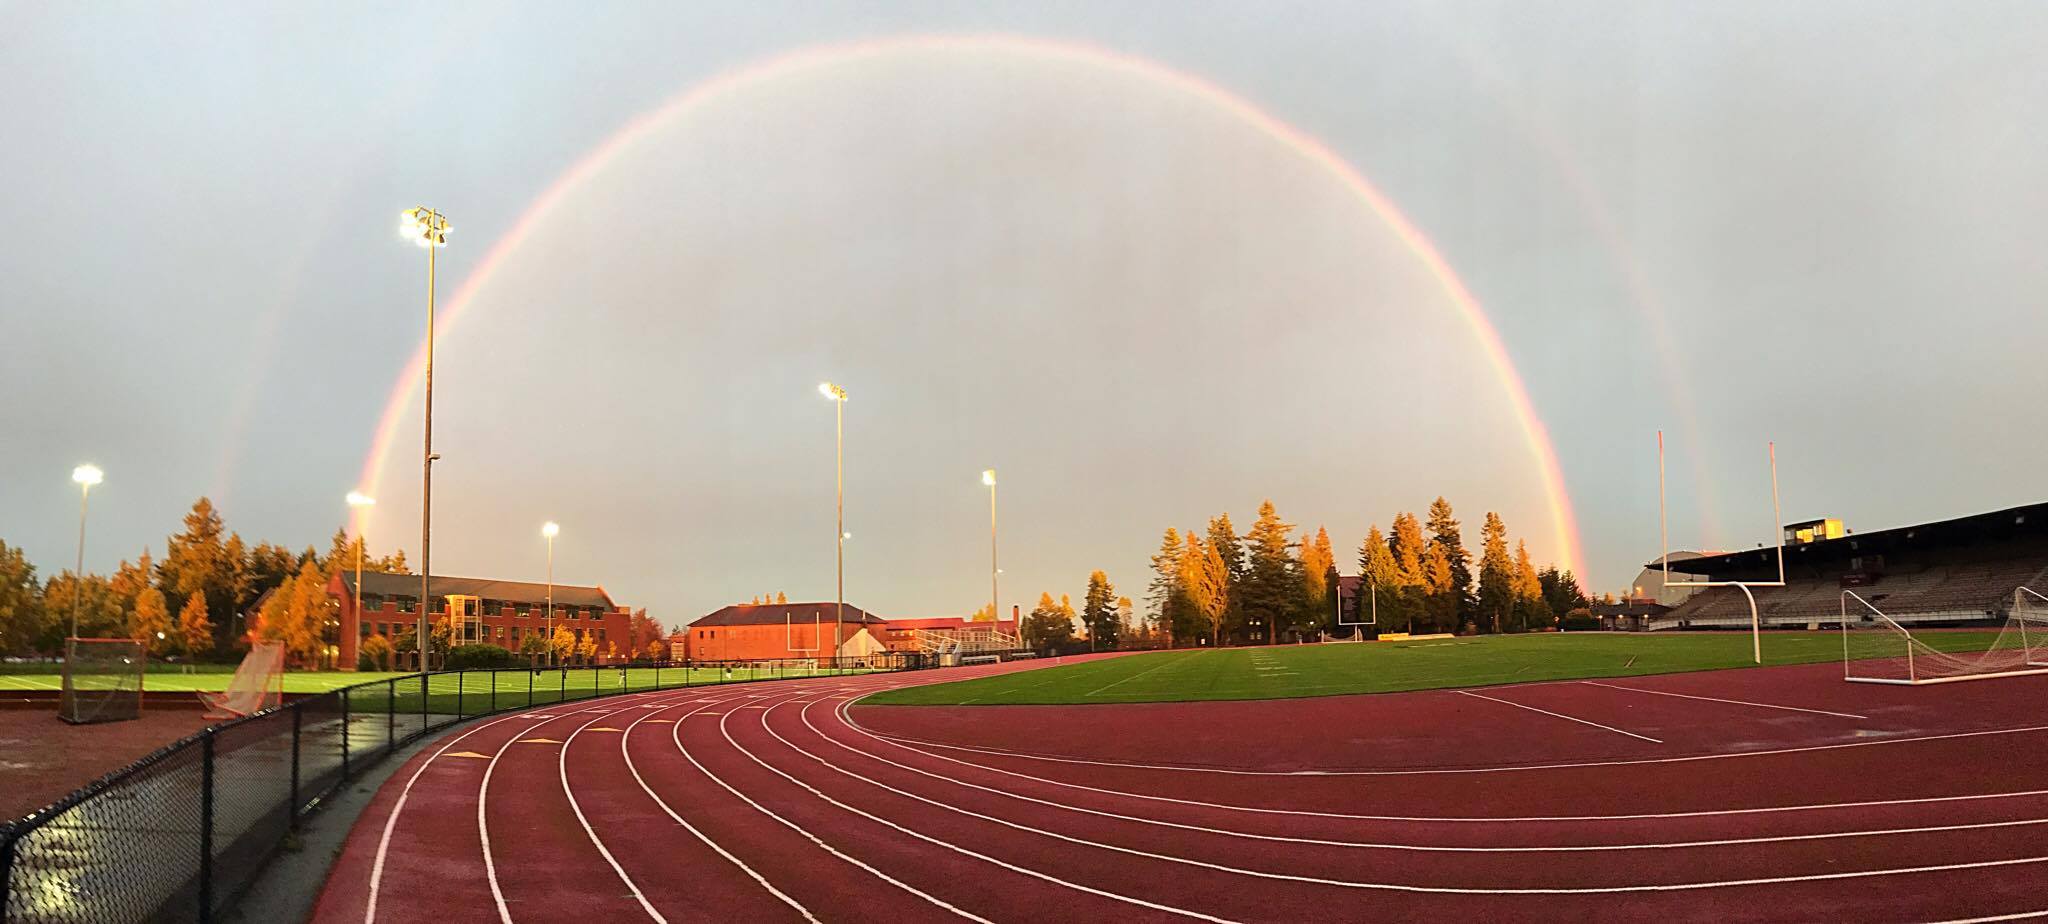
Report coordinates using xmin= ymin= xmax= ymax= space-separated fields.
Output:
xmin=527 ymin=668 xmax=534 ymax=709
xmin=456 ymin=669 xmax=464 ymax=718
xmin=199 ymin=731 xmax=216 ymax=923
xmin=419 ymin=673 xmax=427 ymax=735
xmin=490 ymin=669 xmax=498 ymax=714
xmin=341 ymin=688 xmax=352 ymax=780
xmin=289 ymin=704 xmax=302 ymax=830
xmin=386 ymin=679 xmax=395 ymax=750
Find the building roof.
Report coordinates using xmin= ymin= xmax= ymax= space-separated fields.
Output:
xmin=689 ymin=602 xmax=886 ymax=628
xmin=337 ymin=570 xmax=616 ymax=609
xmin=881 ymin=616 xmax=1020 ymax=632
xmin=1648 ymin=501 xmax=2048 ymax=577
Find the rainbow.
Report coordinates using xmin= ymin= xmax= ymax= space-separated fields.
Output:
xmin=353 ymin=34 xmax=1588 ymax=581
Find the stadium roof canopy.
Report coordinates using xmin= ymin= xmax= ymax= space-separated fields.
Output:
xmin=1647 ymin=501 xmax=2048 ymax=578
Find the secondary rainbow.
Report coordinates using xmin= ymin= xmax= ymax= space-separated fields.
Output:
xmin=352 ymin=33 xmax=1589 ymax=580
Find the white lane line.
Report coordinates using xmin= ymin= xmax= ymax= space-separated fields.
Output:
xmin=809 ymin=699 xmax=2048 ymax=852
xmin=1578 ymin=681 xmax=1868 ymax=720
xmin=1082 ymin=653 xmax=1196 ymax=698
xmin=482 ymin=711 xmax=592 ymax=923
xmin=672 ymin=692 xmax=993 ymax=920
xmin=561 ymin=699 xmax=689 ymax=922
xmin=1929 ymin=912 xmax=2048 ymax=923
xmin=1456 ymin=690 xmax=1662 ymax=744
xmin=772 ymin=700 xmax=2048 ymax=895
xmin=861 ymin=718 xmax=2048 ymax=779
xmin=848 ymin=710 xmax=2048 ymax=823
xmin=730 ymin=696 xmax=1235 ymax=922
xmin=365 ymin=709 xmax=545 ymax=924
xmin=620 ymin=693 xmax=820 ymax=921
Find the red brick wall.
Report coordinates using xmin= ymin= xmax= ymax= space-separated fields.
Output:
xmin=331 ymin=573 xmax=633 ymax=670
xmin=681 ymin=621 xmax=869 ymax=661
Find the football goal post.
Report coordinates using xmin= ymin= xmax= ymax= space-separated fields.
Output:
xmin=1841 ymin=589 xmax=2048 ymax=685
xmin=1338 ymin=575 xmax=1376 ymax=641
xmin=60 ymin=638 xmax=145 ymax=725
xmin=1658 ymin=432 xmax=1786 ymax=664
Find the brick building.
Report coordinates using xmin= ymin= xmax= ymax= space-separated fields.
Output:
xmin=332 ymin=571 xmax=633 ymax=669
xmin=678 ymin=602 xmax=890 ymax=662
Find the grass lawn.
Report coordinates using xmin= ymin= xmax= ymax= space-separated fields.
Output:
xmin=860 ymin=630 xmax=2007 ymax=706
xmin=0 ymin=663 xmax=868 ymax=696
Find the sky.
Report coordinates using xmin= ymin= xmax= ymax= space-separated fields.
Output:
xmin=3 ymin=1 xmax=2044 ymax=625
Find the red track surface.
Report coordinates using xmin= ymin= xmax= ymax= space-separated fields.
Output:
xmin=310 ymin=657 xmax=2048 ymax=923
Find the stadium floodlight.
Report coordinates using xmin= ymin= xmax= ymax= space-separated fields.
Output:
xmin=68 ymin=464 xmax=104 ymax=639
xmin=982 ymin=469 xmax=999 ymax=639
xmin=820 ymin=382 xmax=847 ymax=669
xmin=1657 ymin=431 xmax=1785 ymax=664
xmin=400 ymin=206 xmax=451 ymax=672
xmin=542 ymin=522 xmax=560 ymax=666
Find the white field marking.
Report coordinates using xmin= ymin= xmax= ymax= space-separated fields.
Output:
xmin=364 ymin=709 xmax=549 ymax=924
xmin=770 ymin=700 xmax=2048 ymax=895
xmin=1456 ymin=690 xmax=1663 ymax=744
xmin=559 ymin=708 xmax=675 ymax=922
xmin=1928 ymin=911 xmax=2048 ymax=923
xmin=726 ymin=697 xmax=1235 ymax=923
xmin=665 ymin=692 xmax=994 ymax=922
xmin=5 ymin=674 xmax=63 ymax=690
xmin=1081 ymin=652 xmax=1197 ymax=697
xmin=844 ymin=710 xmax=2048 ymax=823
xmin=805 ymin=699 xmax=2048 ymax=852
xmin=1577 ymin=681 xmax=1868 ymax=720
xmin=857 ymin=716 xmax=2048 ymax=779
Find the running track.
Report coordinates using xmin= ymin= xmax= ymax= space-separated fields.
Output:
xmin=311 ymin=656 xmax=2048 ymax=922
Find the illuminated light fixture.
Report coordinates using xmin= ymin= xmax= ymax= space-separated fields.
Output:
xmin=542 ymin=521 xmax=560 ymax=538
xmin=346 ymin=491 xmax=375 ymax=507
xmin=400 ymin=206 xmax=451 ymax=248
xmin=72 ymin=465 xmax=103 ymax=487
xmin=819 ymin=381 xmax=847 ymax=402
xmin=982 ymin=469 xmax=996 ymax=487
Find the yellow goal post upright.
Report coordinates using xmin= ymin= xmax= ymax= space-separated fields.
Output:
xmin=1658 ymin=431 xmax=1786 ymax=664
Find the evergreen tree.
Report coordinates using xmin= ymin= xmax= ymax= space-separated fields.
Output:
xmin=1420 ymin=542 xmax=1454 ymax=633
xmin=246 ymin=542 xmax=298 ymax=597
xmin=130 ymin=586 xmax=174 ymax=657
xmin=1147 ymin=527 xmax=1184 ymax=642
xmin=1206 ymin=515 xmax=1246 ymax=638
xmin=1298 ymin=526 xmax=1336 ymax=636
xmin=110 ymin=549 xmax=154 ymax=615
xmin=1238 ymin=501 xmax=1300 ymax=644
xmin=1476 ymin=512 xmax=1515 ymax=633
xmin=1355 ymin=525 xmax=1396 ymax=631
xmin=1539 ymin=567 xmax=1589 ymax=617
xmin=40 ymin=572 xmax=124 ymax=649
xmin=1425 ymin=498 xmax=1474 ymax=632
xmin=1081 ymin=571 xmax=1118 ymax=650
xmin=177 ymin=591 xmax=213 ymax=657
xmin=970 ymin=602 xmax=997 ymax=622
xmin=159 ymin=498 xmax=233 ymax=654
xmin=1512 ymin=541 xmax=1553 ymax=631
xmin=1116 ymin=596 xmax=1137 ymax=644
xmin=0 ymin=540 xmax=42 ymax=656
xmin=223 ymin=532 xmax=254 ymax=614
xmin=378 ymin=548 xmax=411 ymax=575
xmin=1022 ymin=592 xmax=1075 ymax=651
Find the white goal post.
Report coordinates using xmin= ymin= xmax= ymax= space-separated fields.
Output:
xmin=1841 ymin=588 xmax=2048 ymax=685
xmin=61 ymin=637 xmax=145 ymax=724
xmin=1658 ymin=432 xmax=1786 ymax=663
xmin=785 ymin=611 xmax=822 ymax=655
xmin=1337 ymin=574 xmax=1376 ymax=640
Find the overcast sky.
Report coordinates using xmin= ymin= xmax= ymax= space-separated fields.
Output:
xmin=4 ymin=1 xmax=2043 ymax=623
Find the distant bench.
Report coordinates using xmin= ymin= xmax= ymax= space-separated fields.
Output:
xmin=961 ymin=654 xmax=1002 ymax=666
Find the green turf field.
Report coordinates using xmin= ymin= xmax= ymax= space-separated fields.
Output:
xmin=0 ymin=663 xmax=866 ymax=696
xmin=859 ymin=630 xmax=2008 ymax=705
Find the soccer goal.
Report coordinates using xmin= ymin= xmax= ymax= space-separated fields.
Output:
xmin=197 ymin=640 xmax=285 ymax=719
xmin=60 ymin=638 xmax=145 ymax=725
xmin=1657 ymin=432 xmax=1786 ymax=663
xmin=1841 ymin=589 xmax=2048 ymax=685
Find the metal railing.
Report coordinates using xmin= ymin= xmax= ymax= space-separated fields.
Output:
xmin=0 ymin=654 xmax=928 ymax=923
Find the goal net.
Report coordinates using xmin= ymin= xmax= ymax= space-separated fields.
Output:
xmin=60 ymin=638 xmax=145 ymax=725
xmin=197 ymin=640 xmax=285 ymax=719
xmin=1841 ymin=589 xmax=2048 ymax=685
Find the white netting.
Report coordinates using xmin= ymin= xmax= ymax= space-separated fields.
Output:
xmin=197 ymin=640 xmax=285 ymax=718
xmin=60 ymin=638 xmax=146 ymax=724
xmin=1841 ymin=589 xmax=2048 ymax=684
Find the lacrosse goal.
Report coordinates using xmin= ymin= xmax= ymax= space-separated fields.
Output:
xmin=197 ymin=640 xmax=285 ymax=718
xmin=60 ymin=638 xmax=145 ymax=724
xmin=1841 ymin=589 xmax=2048 ymax=685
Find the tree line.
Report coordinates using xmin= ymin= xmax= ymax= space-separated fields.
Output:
xmin=0 ymin=497 xmax=669 ymax=668
xmin=1144 ymin=497 xmax=1590 ymax=647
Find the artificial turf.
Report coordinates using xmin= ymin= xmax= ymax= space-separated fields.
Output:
xmin=858 ymin=630 xmax=2007 ymax=705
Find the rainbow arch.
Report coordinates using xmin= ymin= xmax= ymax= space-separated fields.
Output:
xmin=353 ymin=33 xmax=1588 ymax=581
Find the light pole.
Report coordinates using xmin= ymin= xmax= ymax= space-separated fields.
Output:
xmin=69 ymin=465 xmax=103 ymax=639
xmin=819 ymin=382 xmax=847 ymax=667
xmin=982 ymin=469 xmax=998 ymax=639
xmin=346 ymin=491 xmax=375 ymax=671
xmin=401 ymin=207 xmax=450 ymax=672
xmin=542 ymin=521 xmax=559 ymax=666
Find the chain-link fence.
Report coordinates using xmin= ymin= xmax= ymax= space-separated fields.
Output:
xmin=0 ymin=653 xmax=929 ymax=923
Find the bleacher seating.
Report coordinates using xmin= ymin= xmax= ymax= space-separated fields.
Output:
xmin=1654 ymin=546 xmax=2048 ymax=630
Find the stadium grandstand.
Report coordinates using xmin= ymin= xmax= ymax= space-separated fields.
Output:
xmin=1648 ymin=501 xmax=2048 ymax=630
xmin=876 ymin=615 xmax=1023 ymax=662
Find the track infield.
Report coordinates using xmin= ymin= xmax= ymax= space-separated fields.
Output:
xmin=859 ymin=630 xmax=2010 ymax=705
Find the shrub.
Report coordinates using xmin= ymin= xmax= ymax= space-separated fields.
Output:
xmin=444 ymin=643 xmax=522 ymax=669
xmin=1560 ymin=607 xmax=1599 ymax=631
xmin=358 ymin=634 xmax=394 ymax=671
